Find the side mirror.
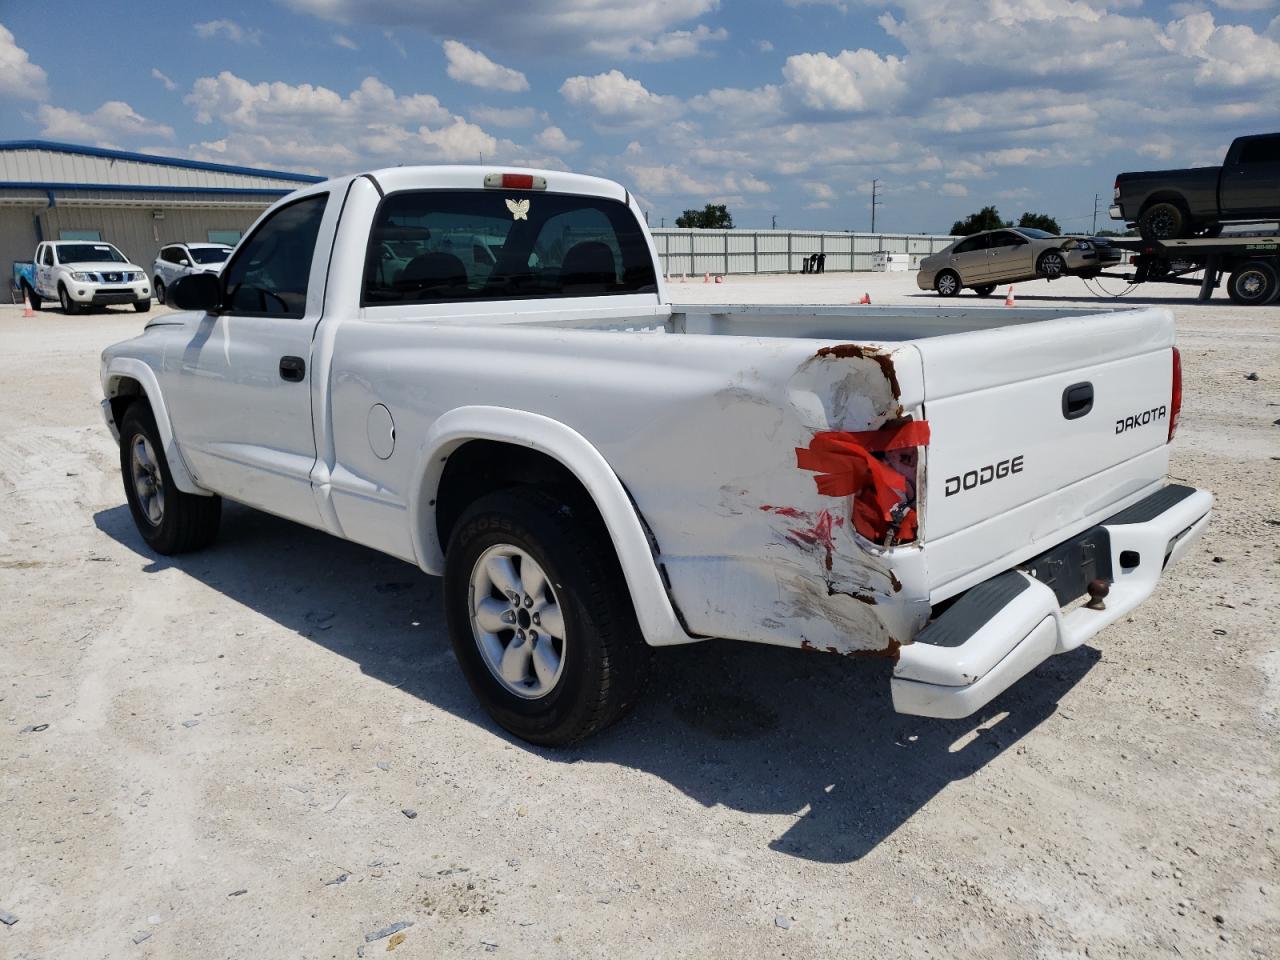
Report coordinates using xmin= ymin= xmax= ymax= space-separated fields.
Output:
xmin=178 ymin=257 xmax=191 ymax=266
xmin=169 ymin=272 xmax=222 ymax=312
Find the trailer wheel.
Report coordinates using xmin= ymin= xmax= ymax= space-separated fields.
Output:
xmin=1226 ymin=260 xmax=1279 ymax=306
xmin=1138 ymin=202 xmax=1186 ymax=241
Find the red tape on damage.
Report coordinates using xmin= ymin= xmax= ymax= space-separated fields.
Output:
xmin=795 ymin=421 xmax=929 ymax=542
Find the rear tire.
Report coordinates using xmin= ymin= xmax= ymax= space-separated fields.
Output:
xmin=58 ymin=284 xmax=81 ymax=315
xmin=1138 ymin=202 xmax=1187 ymax=241
xmin=119 ymin=403 xmax=221 ymax=554
xmin=973 ymin=284 xmax=996 ymax=297
xmin=935 ymin=269 xmax=961 ymax=297
xmin=154 ymin=279 xmax=166 ymax=305
xmin=443 ymin=487 xmax=650 ymax=746
xmin=1226 ymin=260 xmax=1279 ymax=306
xmin=22 ymin=282 xmax=41 ymax=310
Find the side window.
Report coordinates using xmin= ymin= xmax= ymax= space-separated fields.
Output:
xmin=1238 ymin=136 xmax=1280 ymax=165
xmin=988 ymin=231 xmax=1023 ymax=248
xmin=42 ymin=246 xmax=54 ymax=266
xmin=221 ymin=193 xmax=328 ymax=317
xmin=159 ymin=247 xmax=174 ymax=263
xmin=953 ymin=236 xmax=986 ymax=254
xmin=363 ymin=189 xmax=658 ymax=305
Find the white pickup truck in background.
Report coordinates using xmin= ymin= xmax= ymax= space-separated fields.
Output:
xmin=99 ymin=166 xmax=1213 ymax=745
xmin=27 ymin=240 xmax=151 ymax=314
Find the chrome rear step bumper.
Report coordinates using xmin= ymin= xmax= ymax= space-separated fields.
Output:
xmin=891 ymin=484 xmax=1213 ymax=719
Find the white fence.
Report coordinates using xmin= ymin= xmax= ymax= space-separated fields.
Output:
xmin=649 ymin=228 xmax=955 ymax=276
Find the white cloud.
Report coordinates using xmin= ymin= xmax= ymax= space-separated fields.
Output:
xmin=782 ymin=48 xmax=907 ymax=111
xmin=590 ymin=24 xmax=728 ymax=60
xmin=560 ymin=70 xmax=681 ymax=126
xmin=623 ymin=163 xmax=768 ymax=197
xmin=0 ymin=24 xmax=48 ymax=100
xmin=37 ymin=101 xmax=174 ymax=146
xmin=939 ymin=182 xmax=968 ymax=197
xmin=183 ymin=72 xmax=511 ymax=173
xmin=535 ymin=125 xmax=581 ymax=152
xmin=151 ymin=67 xmax=177 ymax=91
xmin=470 ymin=105 xmax=542 ymax=127
xmin=194 ymin=19 xmax=262 ymax=45
xmin=281 ymin=0 xmax=719 ymax=56
xmin=442 ymin=40 xmax=529 ymax=92
xmin=804 ymin=181 xmax=836 ymax=200
xmin=1161 ymin=11 xmax=1280 ymax=85
xmin=333 ymin=33 xmax=358 ymax=49
xmin=757 ymin=39 xmax=775 ymax=52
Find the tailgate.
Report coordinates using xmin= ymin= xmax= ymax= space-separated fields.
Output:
xmin=916 ymin=308 xmax=1177 ymax=600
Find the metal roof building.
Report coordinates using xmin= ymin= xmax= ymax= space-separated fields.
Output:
xmin=1 ymin=140 xmax=323 ymax=292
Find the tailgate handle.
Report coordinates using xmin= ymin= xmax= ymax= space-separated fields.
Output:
xmin=1062 ymin=382 xmax=1094 ymax=420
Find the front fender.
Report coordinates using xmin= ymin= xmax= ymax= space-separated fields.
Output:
xmin=408 ymin=405 xmax=696 ymax=648
xmin=102 ymin=357 xmax=207 ymax=496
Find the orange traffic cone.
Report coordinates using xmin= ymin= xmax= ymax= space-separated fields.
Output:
xmin=859 ymin=292 xmax=871 ymax=305
xmin=1004 ymin=286 xmax=1016 ymax=307
xmin=22 ymin=291 xmax=34 ymax=318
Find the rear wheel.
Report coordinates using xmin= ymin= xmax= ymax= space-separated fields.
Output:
xmin=443 ymin=487 xmax=649 ymax=746
xmin=58 ymin=284 xmax=80 ymax=315
xmin=1226 ymin=260 xmax=1279 ymax=306
xmin=1037 ymin=250 xmax=1066 ymax=279
xmin=22 ymin=282 xmax=41 ymax=310
xmin=973 ymin=284 xmax=996 ymax=297
xmin=935 ymin=269 xmax=960 ymax=297
xmin=154 ymin=279 xmax=166 ymax=305
xmin=119 ymin=403 xmax=221 ymax=554
xmin=1138 ymin=202 xmax=1186 ymax=241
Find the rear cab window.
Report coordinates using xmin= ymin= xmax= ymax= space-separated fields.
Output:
xmin=362 ymin=190 xmax=658 ymax=306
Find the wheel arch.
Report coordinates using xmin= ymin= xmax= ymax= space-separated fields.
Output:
xmin=102 ymin=358 xmax=208 ymax=495
xmin=1139 ymin=191 xmax=1190 ymax=216
xmin=409 ymin=406 xmax=696 ymax=647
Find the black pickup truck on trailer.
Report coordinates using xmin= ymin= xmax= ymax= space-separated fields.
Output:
xmin=1110 ymin=132 xmax=1280 ymax=240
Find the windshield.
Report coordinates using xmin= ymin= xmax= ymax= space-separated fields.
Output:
xmin=1016 ymin=228 xmax=1057 ymax=240
xmin=190 ymin=247 xmax=231 ymax=264
xmin=57 ymin=243 xmax=126 ymax=264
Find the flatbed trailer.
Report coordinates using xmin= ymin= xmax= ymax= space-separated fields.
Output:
xmin=1103 ymin=234 xmax=1280 ymax=305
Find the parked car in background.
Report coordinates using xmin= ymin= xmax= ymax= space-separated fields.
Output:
xmin=24 ymin=240 xmax=150 ymax=314
xmin=99 ymin=165 xmax=1210 ymax=746
xmin=152 ymin=243 xmax=233 ymax=305
xmin=918 ymin=228 xmax=1122 ymax=297
xmin=1111 ymin=132 xmax=1280 ymax=240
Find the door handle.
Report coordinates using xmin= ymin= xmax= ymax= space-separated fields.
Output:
xmin=279 ymin=356 xmax=306 ymax=382
xmin=1062 ymin=382 xmax=1094 ymax=420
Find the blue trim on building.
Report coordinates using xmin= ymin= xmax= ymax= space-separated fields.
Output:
xmin=0 ymin=140 xmax=324 ymax=184
xmin=0 ymin=181 xmax=296 ymax=197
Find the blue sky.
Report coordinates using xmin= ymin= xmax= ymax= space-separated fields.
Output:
xmin=2 ymin=0 xmax=1278 ymax=233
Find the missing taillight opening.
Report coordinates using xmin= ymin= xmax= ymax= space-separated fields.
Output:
xmin=1168 ymin=346 xmax=1182 ymax=442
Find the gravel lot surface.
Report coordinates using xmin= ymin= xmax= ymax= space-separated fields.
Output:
xmin=2 ymin=273 xmax=1277 ymax=959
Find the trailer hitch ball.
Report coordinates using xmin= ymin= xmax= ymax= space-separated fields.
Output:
xmin=1086 ymin=579 xmax=1110 ymax=611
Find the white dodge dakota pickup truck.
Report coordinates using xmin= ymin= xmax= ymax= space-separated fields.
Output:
xmin=99 ymin=166 xmax=1213 ymax=745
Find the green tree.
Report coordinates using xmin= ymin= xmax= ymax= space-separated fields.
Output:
xmin=675 ymin=204 xmax=735 ymax=229
xmin=950 ymin=206 xmax=1009 ymax=236
xmin=1016 ymin=211 xmax=1061 ymax=234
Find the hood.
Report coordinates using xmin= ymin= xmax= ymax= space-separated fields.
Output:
xmin=64 ymin=261 xmax=144 ymax=273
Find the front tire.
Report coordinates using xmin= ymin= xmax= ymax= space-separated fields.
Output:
xmin=1226 ymin=260 xmax=1279 ymax=306
xmin=154 ymin=279 xmax=166 ymax=305
xmin=935 ymin=269 xmax=961 ymax=297
xmin=119 ymin=403 xmax=221 ymax=554
xmin=133 ymin=299 xmax=151 ymax=313
xmin=58 ymin=284 xmax=81 ymax=315
xmin=1138 ymin=202 xmax=1187 ymax=241
xmin=1037 ymin=250 xmax=1066 ymax=279
xmin=443 ymin=487 xmax=649 ymax=746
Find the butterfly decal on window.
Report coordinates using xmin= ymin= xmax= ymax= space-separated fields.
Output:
xmin=506 ymin=198 xmax=530 ymax=221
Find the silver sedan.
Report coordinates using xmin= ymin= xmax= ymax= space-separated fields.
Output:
xmin=917 ymin=228 xmax=1121 ymax=297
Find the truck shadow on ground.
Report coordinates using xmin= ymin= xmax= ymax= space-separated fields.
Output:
xmin=95 ymin=501 xmax=1098 ymax=865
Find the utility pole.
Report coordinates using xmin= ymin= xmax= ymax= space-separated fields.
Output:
xmin=871 ymin=179 xmax=882 ymax=233
xmin=771 ymin=214 xmax=777 ymax=230
xmin=1092 ymin=193 xmax=1101 ymax=235
xmin=660 ymin=216 xmax=665 ymax=228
